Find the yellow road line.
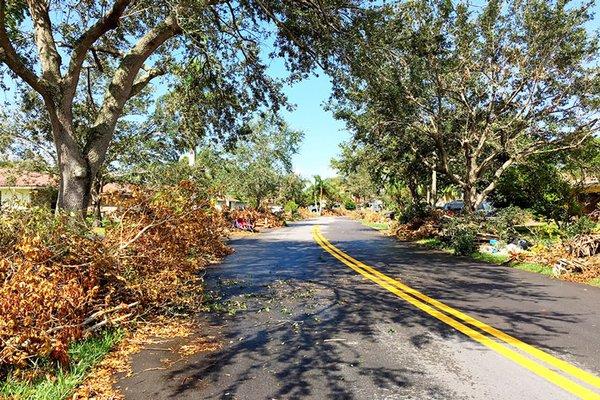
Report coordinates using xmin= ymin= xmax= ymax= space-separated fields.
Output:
xmin=312 ymin=227 xmax=600 ymax=400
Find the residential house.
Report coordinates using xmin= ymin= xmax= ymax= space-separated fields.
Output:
xmin=0 ymin=168 xmax=57 ymax=209
xmin=215 ymin=196 xmax=247 ymax=211
xmin=579 ymin=177 xmax=600 ymax=214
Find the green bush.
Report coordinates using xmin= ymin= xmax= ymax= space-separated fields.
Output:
xmin=565 ymin=216 xmax=598 ymax=238
xmin=489 ymin=206 xmax=533 ymax=240
xmin=344 ymin=199 xmax=357 ymax=210
xmin=443 ymin=218 xmax=478 ymax=255
xmin=284 ymin=200 xmax=299 ymax=215
xmin=450 ymin=227 xmax=477 ymax=255
xmin=490 ymin=159 xmax=582 ymax=222
xmin=527 ymin=221 xmax=561 ymax=241
xmin=399 ymin=202 xmax=428 ymax=224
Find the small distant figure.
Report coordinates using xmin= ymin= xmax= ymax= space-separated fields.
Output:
xmin=234 ymin=217 xmax=255 ymax=232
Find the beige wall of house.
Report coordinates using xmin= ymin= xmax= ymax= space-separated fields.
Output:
xmin=214 ymin=197 xmax=247 ymax=211
xmin=0 ymin=188 xmax=55 ymax=208
xmin=0 ymin=188 xmax=33 ymax=207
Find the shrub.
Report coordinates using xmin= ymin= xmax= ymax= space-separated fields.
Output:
xmin=284 ymin=200 xmax=299 ymax=215
xmin=488 ymin=206 xmax=533 ymax=240
xmin=443 ymin=218 xmax=478 ymax=255
xmin=343 ymin=199 xmax=356 ymax=210
xmin=528 ymin=221 xmax=561 ymax=241
xmin=450 ymin=227 xmax=477 ymax=255
xmin=0 ymin=182 xmax=232 ymax=373
xmin=399 ymin=203 xmax=428 ymax=224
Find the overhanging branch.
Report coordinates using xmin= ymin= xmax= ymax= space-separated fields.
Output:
xmin=129 ymin=67 xmax=165 ymax=98
xmin=64 ymin=0 xmax=132 ymax=104
xmin=25 ymin=0 xmax=61 ymax=83
xmin=0 ymin=0 xmax=48 ymax=95
xmin=84 ymin=12 xmax=183 ymax=173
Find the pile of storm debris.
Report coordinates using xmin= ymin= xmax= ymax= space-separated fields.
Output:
xmin=227 ymin=209 xmax=286 ymax=232
xmin=551 ymin=234 xmax=599 ymax=279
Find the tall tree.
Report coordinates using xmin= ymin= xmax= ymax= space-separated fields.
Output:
xmin=0 ymin=0 xmax=367 ymax=211
xmin=306 ymin=175 xmax=339 ymax=214
xmin=230 ymin=114 xmax=303 ymax=209
xmin=332 ymin=0 xmax=600 ymax=212
xmin=277 ymin=172 xmax=307 ymax=206
xmin=331 ymin=142 xmax=382 ymax=204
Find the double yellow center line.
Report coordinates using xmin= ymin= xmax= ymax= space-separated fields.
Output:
xmin=312 ymin=226 xmax=600 ymax=399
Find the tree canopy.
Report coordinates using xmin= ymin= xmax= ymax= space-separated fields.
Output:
xmin=331 ymin=0 xmax=600 ymax=212
xmin=227 ymin=114 xmax=303 ymax=208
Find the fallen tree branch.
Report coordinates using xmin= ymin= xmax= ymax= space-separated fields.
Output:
xmin=85 ymin=312 xmax=134 ymax=334
xmin=83 ymin=301 xmax=140 ymax=326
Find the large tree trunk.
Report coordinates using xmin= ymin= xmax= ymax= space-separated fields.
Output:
xmin=59 ymin=156 xmax=92 ymax=211
xmin=46 ymin=102 xmax=94 ymax=212
xmin=430 ymin=170 xmax=437 ymax=207
xmin=462 ymin=184 xmax=478 ymax=214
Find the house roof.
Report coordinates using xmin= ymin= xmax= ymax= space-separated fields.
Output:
xmin=102 ymin=182 xmax=135 ymax=194
xmin=216 ymin=196 xmax=246 ymax=203
xmin=0 ymin=168 xmax=56 ymax=189
xmin=582 ymin=177 xmax=600 ymax=193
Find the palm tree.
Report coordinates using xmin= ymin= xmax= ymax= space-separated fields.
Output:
xmin=310 ymin=175 xmax=340 ymax=215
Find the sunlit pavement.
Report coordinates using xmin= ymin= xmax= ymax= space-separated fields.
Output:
xmin=118 ymin=217 xmax=600 ymax=400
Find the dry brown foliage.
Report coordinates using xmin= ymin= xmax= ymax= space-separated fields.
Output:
xmin=347 ymin=209 xmax=387 ymax=223
xmin=387 ymin=211 xmax=443 ymax=241
xmin=518 ymin=236 xmax=600 ymax=283
xmin=564 ymin=255 xmax=600 ymax=283
xmin=296 ymin=207 xmax=314 ymax=219
xmin=321 ymin=208 xmax=348 ymax=217
xmin=391 ymin=220 xmax=440 ymax=241
xmin=0 ymin=182 xmax=231 ymax=372
xmin=566 ymin=234 xmax=599 ymax=258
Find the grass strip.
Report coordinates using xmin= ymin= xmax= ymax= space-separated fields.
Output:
xmin=1 ymin=329 xmax=124 ymax=400
xmin=512 ymin=262 xmax=554 ymax=277
xmin=471 ymin=251 xmax=510 ymax=264
xmin=414 ymin=237 xmax=555 ymax=278
xmin=589 ymin=277 xmax=600 ymax=287
xmin=362 ymin=221 xmax=390 ymax=231
xmin=415 ymin=237 xmax=445 ymax=249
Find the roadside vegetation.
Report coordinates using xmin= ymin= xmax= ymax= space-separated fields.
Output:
xmin=0 ymin=183 xmax=233 ymax=396
xmin=345 ymin=205 xmax=599 ymax=286
xmin=1 ymin=330 xmax=123 ymax=399
xmin=415 ymin=234 xmax=555 ymax=278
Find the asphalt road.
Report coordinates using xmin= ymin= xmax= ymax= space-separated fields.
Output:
xmin=118 ymin=217 xmax=600 ymax=399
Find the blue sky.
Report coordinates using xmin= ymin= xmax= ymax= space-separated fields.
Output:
xmin=275 ymin=72 xmax=348 ymax=179
xmin=261 ymin=50 xmax=349 ymax=180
